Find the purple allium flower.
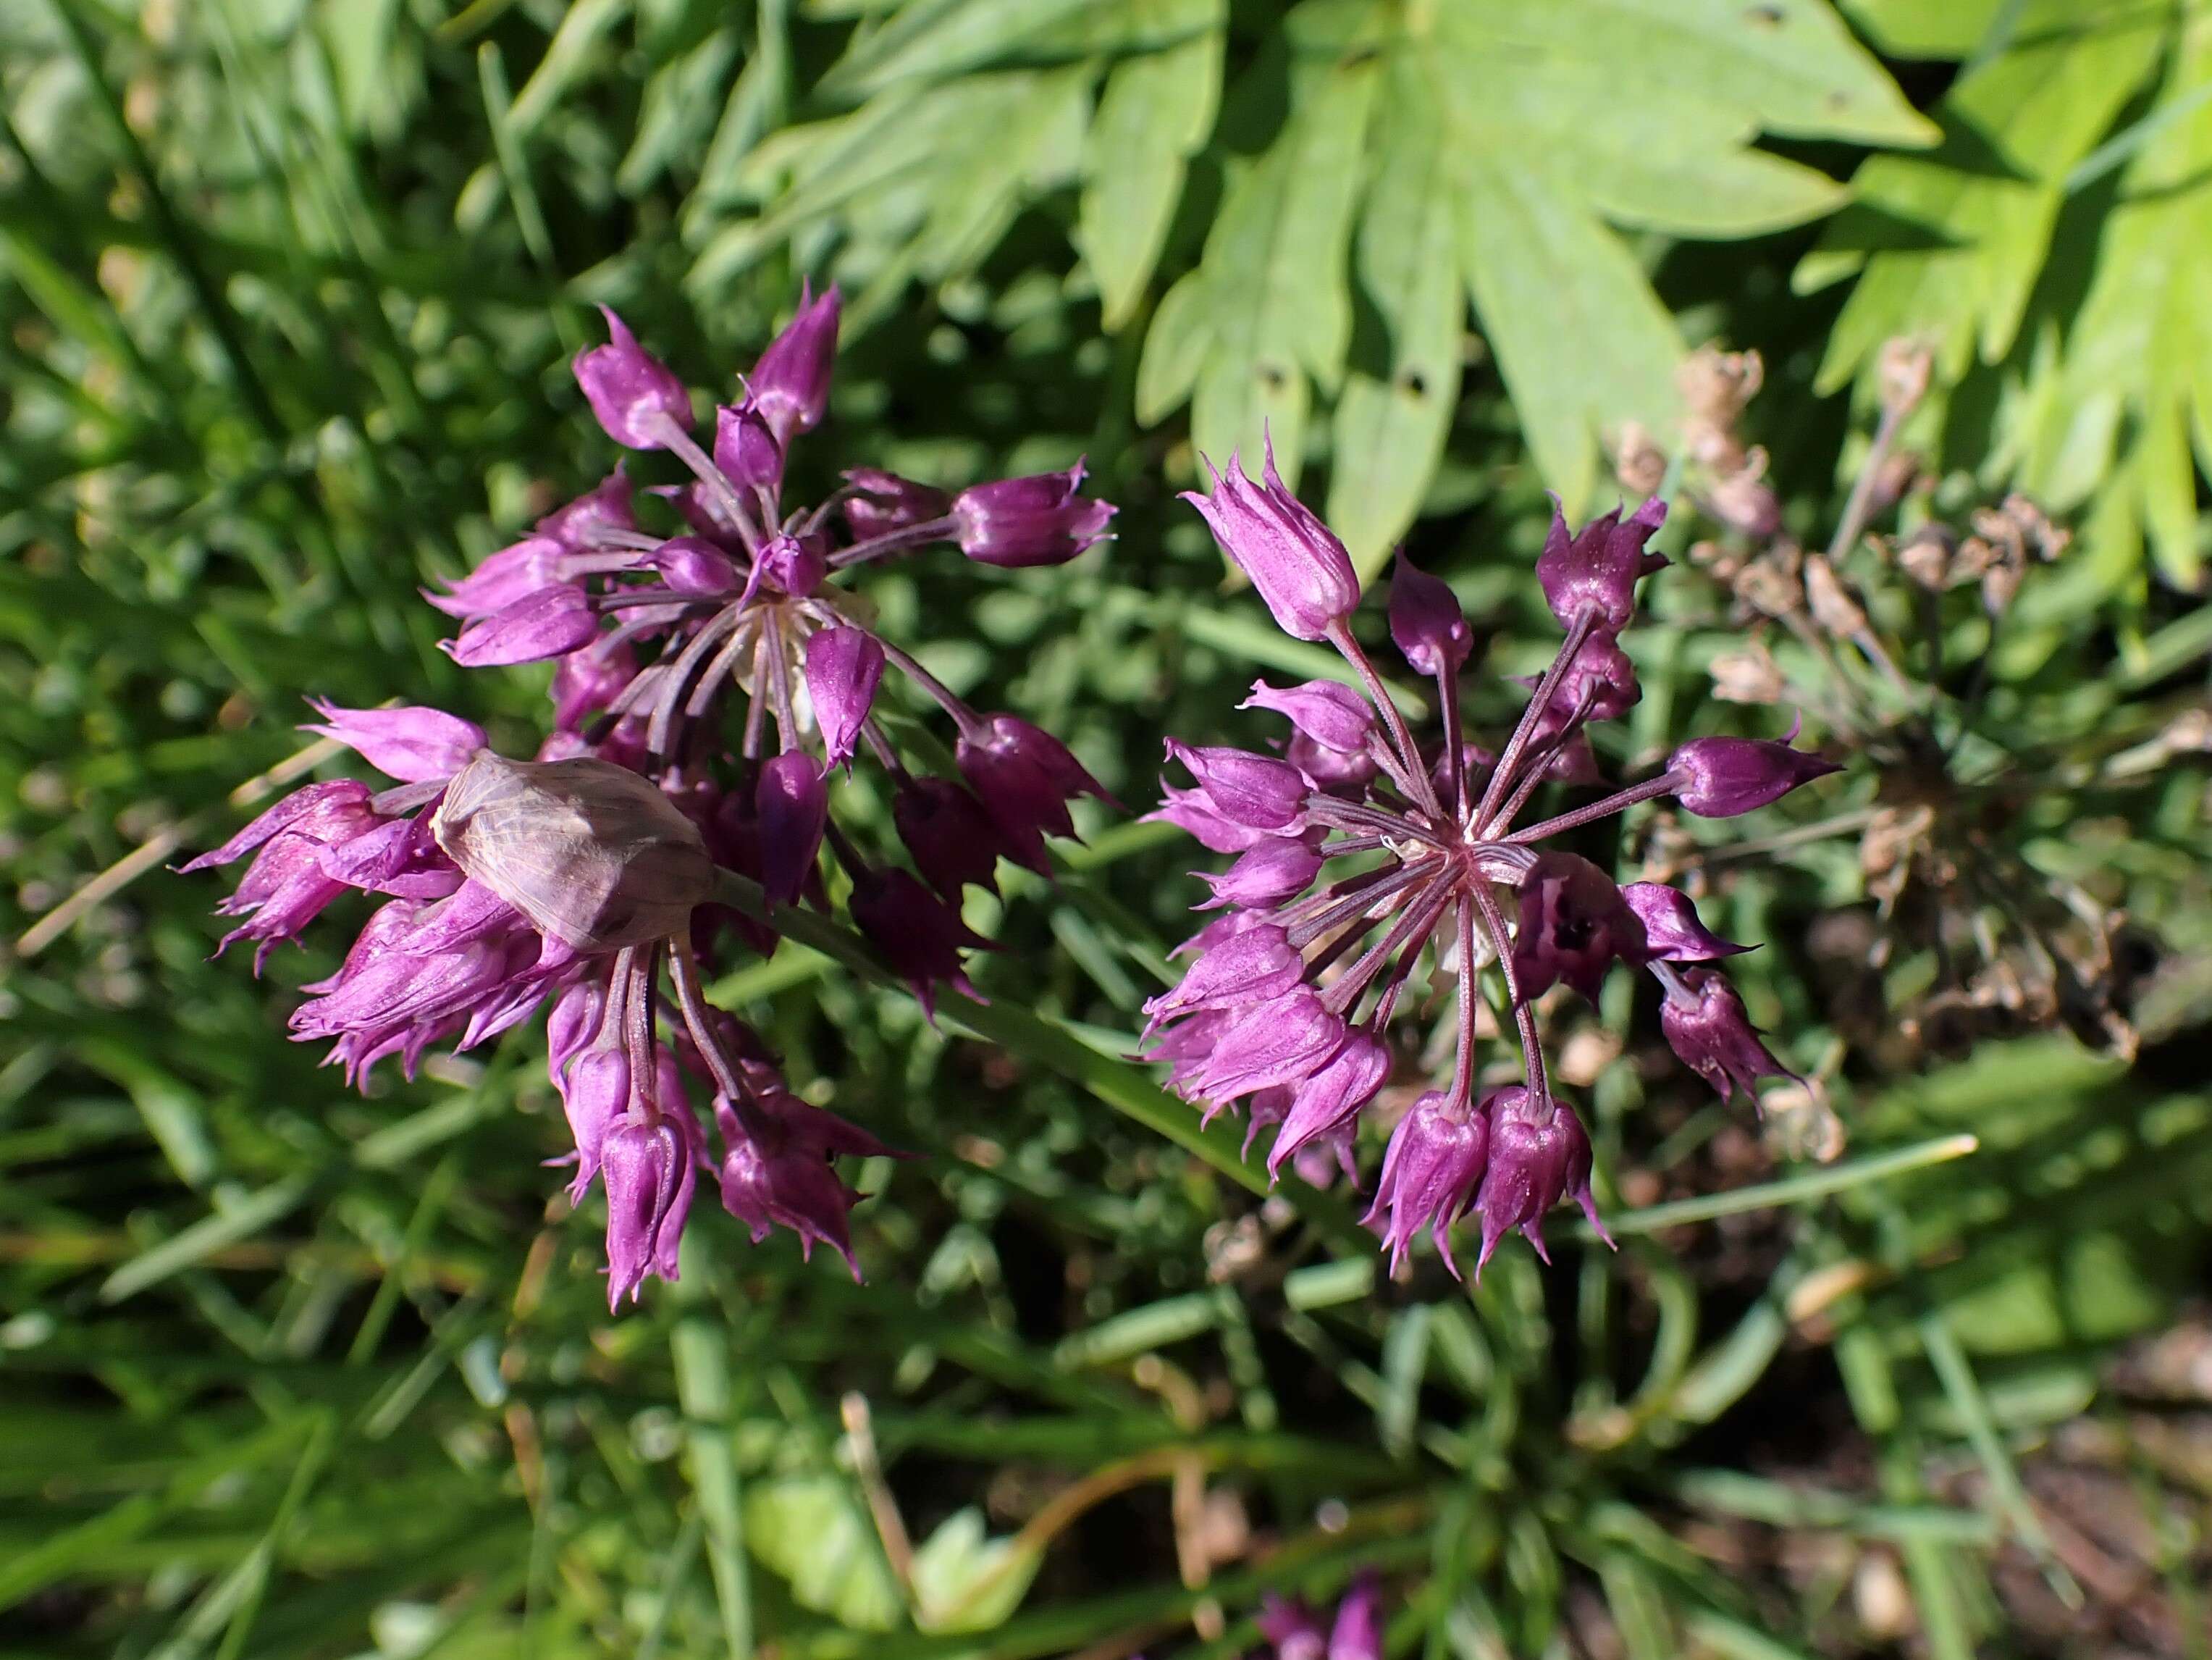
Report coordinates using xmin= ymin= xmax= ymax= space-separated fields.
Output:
xmin=849 ymin=866 xmax=987 ymax=1020
xmin=803 ymin=626 xmax=886 ymax=773
xmin=602 ymin=1104 xmax=701 ymax=1305
xmin=1254 ymin=1573 xmax=1385 ymax=1660
xmin=754 ymin=752 xmax=828 ymax=907
xmin=956 ymin=713 xmax=1115 ymax=871
xmin=575 ymin=307 xmax=693 ymax=450
xmin=1622 ymin=881 xmax=1749 ymax=961
xmin=187 ymin=290 xmax=1116 ymax=1308
xmin=715 ymin=1087 xmax=898 ymax=1274
xmin=1655 ymin=963 xmax=1799 ymax=1102
xmin=746 ymin=280 xmax=839 ymax=443
xmin=1668 ymin=726 xmax=1843 ymax=817
xmin=844 ymin=469 xmax=952 ymax=541
xmin=1184 ymin=438 xmax=1361 ymax=642
xmin=1239 ymin=679 xmax=1374 ymax=755
xmin=445 ymin=584 xmax=602 ymax=668
xmin=951 ymin=461 xmax=1117 ymax=567
xmin=1152 ymin=488 xmax=1839 ymax=1271
xmin=1388 ymin=552 xmax=1474 ymax=676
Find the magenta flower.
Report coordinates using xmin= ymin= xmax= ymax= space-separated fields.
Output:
xmin=188 ymin=290 xmax=1117 ymax=1309
xmin=1147 ymin=489 xmax=1839 ymax=1270
xmin=951 ymin=461 xmax=1117 ymax=567
xmin=1254 ymin=1574 xmax=1384 ymax=1660
xmin=1183 ymin=438 xmax=1361 ymax=642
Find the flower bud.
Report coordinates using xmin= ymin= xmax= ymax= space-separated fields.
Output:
xmin=1238 ymin=677 xmax=1375 ymax=755
xmin=803 ymin=626 xmax=886 ymax=773
xmin=1182 ymin=438 xmax=1360 ymax=642
xmin=951 ymin=463 xmax=1116 ymax=569
xmin=1389 ymin=552 xmax=1474 ymax=677
xmin=1327 ymin=1575 xmax=1386 ymax=1660
xmin=756 ymin=532 xmax=828 ymax=598
xmin=756 ymin=752 xmax=828 ymax=907
xmin=748 ymin=281 xmax=840 ymax=443
xmin=1163 ymin=739 xmax=1308 ymax=832
xmin=1620 ymin=881 xmax=1748 ymax=961
xmin=574 ymin=308 xmax=692 ymax=450
xmin=602 ymin=1107 xmax=700 ymax=1306
xmin=445 ymin=584 xmax=602 ymax=668
xmin=1363 ymin=1089 xmax=1489 ymax=1275
xmin=1657 ymin=964 xmax=1796 ymax=1102
xmin=843 ymin=468 xmax=951 ymax=542
xmin=712 ymin=401 xmax=783 ymax=499
xmin=1668 ymin=729 xmax=1841 ymax=817
xmin=1534 ymin=495 xmax=1667 ymax=634
xmin=430 ymin=751 xmax=714 ymax=952
xmin=303 ymin=701 xmax=488 ymax=784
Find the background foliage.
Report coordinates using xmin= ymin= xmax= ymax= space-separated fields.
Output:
xmin=4 ymin=1 xmax=2212 ymax=1657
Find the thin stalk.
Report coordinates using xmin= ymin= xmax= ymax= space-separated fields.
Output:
xmin=1320 ymin=886 xmax=1454 ymax=1017
xmin=1507 ymin=773 xmax=1678 ymax=844
xmin=1444 ymin=901 xmax=1479 ymax=1109
xmin=643 ymin=412 xmax=764 ymax=553
xmin=1326 ymin=622 xmax=1441 ymax=820
xmin=1476 ymin=607 xmax=1599 ymax=826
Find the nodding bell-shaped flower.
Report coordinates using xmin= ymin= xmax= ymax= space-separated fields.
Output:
xmin=1477 ymin=1093 xmax=1601 ymax=1275
xmin=602 ymin=1107 xmax=701 ymax=1307
xmin=1183 ymin=438 xmax=1361 ymax=642
xmin=554 ymin=1045 xmax=630 ymax=1202
xmin=892 ymin=776 xmax=1006 ymax=899
xmin=1182 ymin=987 xmax=1346 ymax=1107
xmin=1389 ymin=552 xmax=1474 ymax=677
xmin=715 ymin=1090 xmax=896 ymax=1275
xmin=1511 ymin=852 xmax=1647 ymax=1003
xmin=803 ymin=626 xmax=886 ymax=773
xmin=1267 ymin=1029 xmax=1389 ymax=1178
xmin=951 ymin=462 xmax=1116 ymax=568
xmin=445 ymin=584 xmax=602 ymax=668
xmin=431 ymin=750 xmax=714 ymax=952
xmin=303 ymin=701 xmax=488 ymax=784
xmin=1534 ymin=494 xmax=1668 ymax=634
xmin=955 ymin=714 xmax=1112 ymax=871
xmin=538 ymin=469 xmax=636 ymax=547
xmin=843 ymin=468 xmax=952 ymax=542
xmin=1162 ymin=739 xmax=1309 ymax=833
xmin=1238 ymin=678 xmax=1374 ymax=755
xmin=575 ymin=307 xmax=693 ymax=450
xmin=1475 ymin=1087 xmax=1603 ymax=1267
xmin=1668 ymin=727 xmax=1842 ymax=817
xmin=747 ymin=281 xmax=841 ymax=443
xmin=1364 ymin=1091 xmax=1490 ymax=1276
xmin=1621 ymin=881 xmax=1749 ymax=961
xmin=755 ymin=753 xmax=828 ymax=907
xmin=1656 ymin=963 xmax=1798 ymax=1102
xmin=849 ymin=866 xmax=986 ymax=1020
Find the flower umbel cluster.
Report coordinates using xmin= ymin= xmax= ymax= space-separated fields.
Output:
xmin=187 ymin=293 xmax=1115 ymax=1304
xmin=1145 ymin=445 xmax=1838 ymax=1275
